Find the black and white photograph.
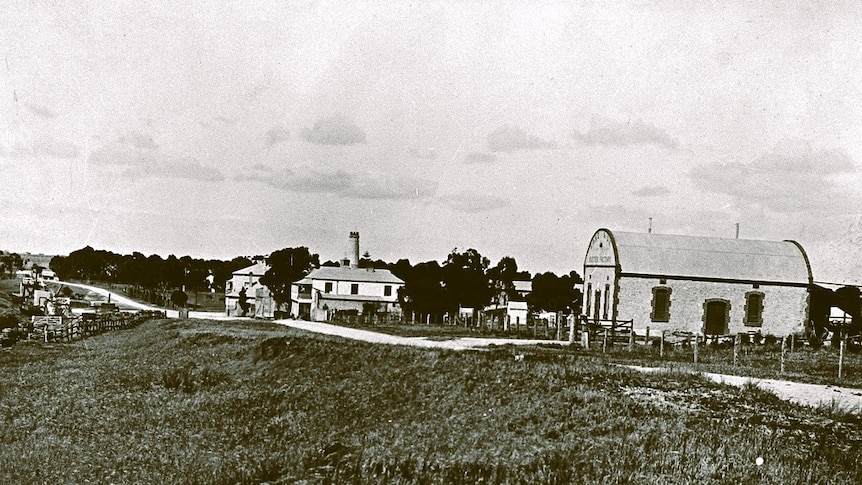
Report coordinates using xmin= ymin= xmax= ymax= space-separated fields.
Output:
xmin=1 ymin=1 xmax=861 ymax=483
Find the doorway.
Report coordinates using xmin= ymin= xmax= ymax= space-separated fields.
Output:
xmin=704 ymin=299 xmax=730 ymax=335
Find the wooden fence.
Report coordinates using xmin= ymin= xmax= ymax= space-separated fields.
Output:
xmin=31 ymin=310 xmax=166 ymax=343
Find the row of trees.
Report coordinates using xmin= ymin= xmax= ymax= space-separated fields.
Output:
xmin=0 ymin=252 xmax=24 ymax=277
xmin=49 ymin=246 xmax=254 ymax=292
xmin=47 ymin=245 xmax=583 ymax=318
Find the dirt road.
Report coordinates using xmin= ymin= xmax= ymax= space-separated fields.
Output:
xmin=621 ymin=364 xmax=862 ymax=412
xmin=274 ymin=318 xmax=556 ymax=350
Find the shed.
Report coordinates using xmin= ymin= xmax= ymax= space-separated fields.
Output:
xmin=582 ymin=229 xmax=812 ymax=336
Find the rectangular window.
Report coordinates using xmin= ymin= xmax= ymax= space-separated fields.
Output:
xmin=651 ymin=286 xmax=671 ymax=322
xmin=593 ymin=290 xmax=601 ymax=322
xmin=384 ymin=285 xmax=392 ymax=296
xmin=351 ymin=283 xmax=359 ymax=295
xmin=603 ymin=283 xmax=610 ymax=320
xmin=744 ymin=292 xmax=764 ymax=327
xmin=324 ymin=282 xmax=333 ymax=293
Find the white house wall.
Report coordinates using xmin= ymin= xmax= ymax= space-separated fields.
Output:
xmin=312 ymin=280 xmax=401 ymax=300
xmin=617 ymin=276 xmax=808 ymax=336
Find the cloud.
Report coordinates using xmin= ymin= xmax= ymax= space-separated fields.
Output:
xmin=237 ymin=165 xmax=438 ymax=200
xmin=124 ymin=158 xmax=225 ymax=182
xmin=444 ymin=192 xmax=511 ymax=213
xmin=236 ymin=163 xmax=276 ymax=181
xmin=487 ymin=125 xmax=555 ymax=152
xmin=1 ymin=135 xmax=79 ymax=159
xmin=408 ymin=147 xmax=437 ymax=160
xmin=35 ymin=138 xmax=80 ymax=158
xmin=118 ymin=131 xmax=158 ymax=150
xmin=25 ymin=103 xmax=56 ymax=119
xmin=89 ymin=131 xmax=159 ymax=167
xmin=346 ymin=175 xmax=440 ymax=200
xmin=463 ymin=152 xmax=498 ymax=164
xmin=265 ymin=126 xmax=290 ymax=146
xmin=690 ymin=140 xmax=859 ymax=214
xmin=302 ymin=115 xmax=366 ymax=145
xmin=632 ymin=185 xmax=670 ymax=197
xmin=572 ymin=115 xmax=678 ymax=150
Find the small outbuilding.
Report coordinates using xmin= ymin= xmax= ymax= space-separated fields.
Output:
xmin=582 ymin=229 xmax=813 ymax=336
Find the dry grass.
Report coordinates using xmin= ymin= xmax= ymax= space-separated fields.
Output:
xmin=0 ymin=318 xmax=860 ymax=484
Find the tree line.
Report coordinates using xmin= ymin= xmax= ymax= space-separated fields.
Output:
xmin=47 ymin=245 xmax=583 ymax=318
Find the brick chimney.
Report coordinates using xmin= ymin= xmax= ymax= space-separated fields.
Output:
xmin=349 ymin=232 xmax=360 ymax=268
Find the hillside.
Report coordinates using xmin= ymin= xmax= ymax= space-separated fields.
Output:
xmin=0 ymin=317 xmax=860 ymax=484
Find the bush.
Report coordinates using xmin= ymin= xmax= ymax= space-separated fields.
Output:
xmin=161 ymin=364 xmax=230 ymax=393
xmin=0 ymin=312 xmax=19 ymax=330
xmin=170 ymin=290 xmax=188 ymax=308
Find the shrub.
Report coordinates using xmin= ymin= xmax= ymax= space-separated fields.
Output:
xmin=161 ymin=364 xmax=230 ymax=393
xmin=253 ymin=337 xmax=292 ymax=362
xmin=0 ymin=312 xmax=18 ymax=330
xmin=170 ymin=290 xmax=189 ymax=308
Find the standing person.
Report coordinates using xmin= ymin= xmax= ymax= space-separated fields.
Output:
xmin=238 ymin=287 xmax=249 ymax=316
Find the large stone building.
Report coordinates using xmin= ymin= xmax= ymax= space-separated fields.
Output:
xmin=582 ymin=229 xmax=813 ymax=336
xmin=290 ymin=232 xmax=405 ymax=321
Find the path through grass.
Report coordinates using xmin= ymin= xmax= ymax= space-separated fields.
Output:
xmin=0 ymin=318 xmax=860 ymax=484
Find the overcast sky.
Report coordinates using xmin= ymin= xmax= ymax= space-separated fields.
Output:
xmin=2 ymin=1 xmax=861 ymax=284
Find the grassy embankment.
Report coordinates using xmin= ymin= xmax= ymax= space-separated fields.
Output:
xmin=1 ymin=317 xmax=861 ymax=484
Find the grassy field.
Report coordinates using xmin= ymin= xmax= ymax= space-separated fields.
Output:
xmin=1 ymin=318 xmax=861 ymax=484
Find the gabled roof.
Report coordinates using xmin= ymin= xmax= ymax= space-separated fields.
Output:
xmin=231 ymin=262 xmax=270 ymax=277
xmin=594 ymin=229 xmax=812 ymax=285
xmin=306 ymin=266 xmax=404 ymax=284
xmin=513 ymin=280 xmax=532 ymax=293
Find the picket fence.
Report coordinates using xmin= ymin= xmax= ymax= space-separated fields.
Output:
xmin=31 ymin=310 xmax=166 ymax=343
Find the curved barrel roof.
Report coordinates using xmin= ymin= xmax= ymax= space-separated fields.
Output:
xmin=601 ymin=229 xmax=812 ymax=285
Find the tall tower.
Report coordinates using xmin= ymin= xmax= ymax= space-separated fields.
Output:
xmin=349 ymin=231 xmax=360 ymax=268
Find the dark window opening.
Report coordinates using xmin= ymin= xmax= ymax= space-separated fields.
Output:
xmin=651 ymin=286 xmax=672 ymax=322
xmin=603 ymin=283 xmax=610 ymax=320
xmin=744 ymin=291 xmax=764 ymax=327
xmin=384 ymin=285 xmax=392 ymax=296
xmin=325 ymin=282 xmax=333 ymax=293
xmin=351 ymin=283 xmax=359 ymax=295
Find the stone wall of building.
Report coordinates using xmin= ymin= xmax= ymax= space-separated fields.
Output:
xmin=616 ymin=276 xmax=808 ymax=336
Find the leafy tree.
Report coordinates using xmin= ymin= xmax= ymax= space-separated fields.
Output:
xmin=171 ymin=290 xmax=189 ymax=308
xmin=0 ymin=252 xmax=23 ymax=277
xmin=442 ymin=248 xmax=492 ymax=321
xmin=528 ymin=271 xmax=583 ymax=314
xmin=259 ymin=247 xmax=320 ymax=317
xmin=392 ymin=260 xmax=448 ymax=321
xmin=487 ymin=256 xmax=531 ymax=304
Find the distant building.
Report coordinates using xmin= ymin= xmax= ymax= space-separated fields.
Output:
xmin=290 ymin=232 xmax=404 ymax=321
xmin=484 ymin=280 xmax=532 ymax=329
xmin=582 ymin=228 xmax=812 ymax=336
xmin=224 ymin=262 xmax=269 ymax=317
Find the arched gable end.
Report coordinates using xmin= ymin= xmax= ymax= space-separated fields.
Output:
xmin=584 ymin=228 xmax=619 ymax=271
xmin=784 ymin=240 xmax=814 ymax=286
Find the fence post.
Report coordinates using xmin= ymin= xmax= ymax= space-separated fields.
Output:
xmin=568 ymin=316 xmax=575 ymax=344
xmin=602 ymin=328 xmax=608 ymax=353
xmin=780 ymin=336 xmax=786 ymax=374
xmin=692 ymin=334 xmax=698 ymax=364
xmin=628 ymin=328 xmax=634 ymax=351
xmin=839 ymin=335 xmax=846 ymax=380
xmin=790 ymin=333 xmax=795 ymax=353
xmin=733 ymin=333 xmax=739 ymax=367
xmin=660 ymin=331 xmax=664 ymax=358
xmin=645 ymin=327 xmax=650 ymax=347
